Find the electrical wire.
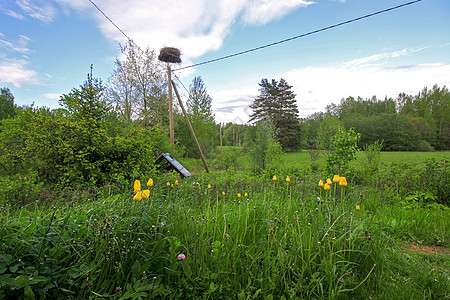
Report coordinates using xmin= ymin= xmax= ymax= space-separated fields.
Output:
xmin=87 ymin=0 xmax=424 ymax=72
xmin=87 ymin=0 xmax=139 ymax=49
xmin=173 ymin=0 xmax=423 ymax=71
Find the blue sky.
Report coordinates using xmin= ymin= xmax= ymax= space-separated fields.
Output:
xmin=1 ymin=0 xmax=449 ymax=123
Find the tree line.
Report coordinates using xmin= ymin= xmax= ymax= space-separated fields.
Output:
xmin=1 ymin=40 xmax=449 ymax=184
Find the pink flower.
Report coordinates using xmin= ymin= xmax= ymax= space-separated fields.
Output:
xmin=177 ymin=253 xmax=186 ymax=260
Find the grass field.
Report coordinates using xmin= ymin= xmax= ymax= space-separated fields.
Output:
xmin=0 ymin=149 xmax=448 ymax=299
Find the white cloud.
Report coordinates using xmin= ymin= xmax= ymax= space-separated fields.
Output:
xmin=17 ymin=0 xmax=56 ymax=23
xmin=243 ymin=0 xmax=315 ymax=25
xmin=0 ymin=59 xmax=39 ymax=87
xmin=2 ymin=9 xmax=25 ymax=20
xmin=41 ymin=93 xmax=61 ymax=100
xmin=54 ymin=0 xmax=312 ymax=64
xmin=0 ymin=34 xmax=32 ymax=54
xmin=283 ymin=59 xmax=450 ymax=117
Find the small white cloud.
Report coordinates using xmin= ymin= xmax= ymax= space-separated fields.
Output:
xmin=243 ymin=0 xmax=315 ymax=25
xmin=0 ymin=34 xmax=32 ymax=54
xmin=17 ymin=0 xmax=56 ymax=23
xmin=2 ymin=9 xmax=25 ymax=20
xmin=41 ymin=93 xmax=61 ymax=100
xmin=0 ymin=59 xmax=39 ymax=87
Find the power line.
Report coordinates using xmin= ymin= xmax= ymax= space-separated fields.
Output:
xmin=173 ymin=0 xmax=423 ymax=71
xmin=87 ymin=0 xmax=137 ymax=48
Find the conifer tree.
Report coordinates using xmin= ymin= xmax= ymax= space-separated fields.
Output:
xmin=249 ymin=78 xmax=301 ymax=150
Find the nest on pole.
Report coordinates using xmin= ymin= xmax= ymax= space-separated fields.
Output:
xmin=158 ymin=47 xmax=182 ymax=63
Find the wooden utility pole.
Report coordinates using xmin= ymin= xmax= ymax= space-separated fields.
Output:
xmin=220 ymin=123 xmax=223 ymax=157
xmin=171 ymin=80 xmax=209 ymax=173
xmin=233 ymin=127 xmax=235 ymax=149
xmin=167 ymin=65 xmax=175 ymax=151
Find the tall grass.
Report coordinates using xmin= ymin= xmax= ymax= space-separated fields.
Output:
xmin=1 ymin=171 xmax=448 ymax=299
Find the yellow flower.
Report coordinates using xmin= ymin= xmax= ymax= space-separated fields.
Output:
xmin=324 ymin=183 xmax=330 ymax=191
xmin=133 ymin=193 xmax=142 ymax=202
xmin=319 ymin=180 xmax=324 ymax=187
xmin=237 ymin=193 xmax=241 ymax=198
xmin=222 ymin=191 xmax=225 ymax=196
xmin=356 ymin=205 xmax=361 ymax=211
xmin=134 ymin=180 xmax=141 ymax=194
xmin=147 ymin=178 xmax=153 ymax=187
xmin=333 ymin=175 xmax=340 ymax=183
xmin=166 ymin=182 xmax=170 ymax=187
xmin=286 ymin=176 xmax=290 ymax=183
xmin=208 ymin=184 xmax=211 ymax=189
xmin=141 ymin=189 xmax=150 ymax=199
xmin=326 ymin=178 xmax=332 ymax=185
xmin=273 ymin=175 xmax=277 ymax=181
xmin=244 ymin=192 xmax=248 ymax=197
xmin=339 ymin=177 xmax=347 ymax=187
xmin=175 ymin=180 xmax=179 ymax=186
xmin=171 ymin=184 xmax=174 ymax=188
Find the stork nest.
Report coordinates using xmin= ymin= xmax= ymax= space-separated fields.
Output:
xmin=158 ymin=47 xmax=181 ymax=63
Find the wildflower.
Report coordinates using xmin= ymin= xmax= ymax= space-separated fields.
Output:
xmin=318 ymin=180 xmax=324 ymax=187
xmin=326 ymin=178 xmax=332 ymax=185
xmin=141 ymin=190 xmax=150 ymax=199
xmin=222 ymin=191 xmax=225 ymax=196
xmin=171 ymin=184 xmax=174 ymax=188
xmin=134 ymin=180 xmax=141 ymax=194
xmin=177 ymin=253 xmax=186 ymax=260
xmin=273 ymin=175 xmax=277 ymax=181
xmin=133 ymin=193 xmax=142 ymax=202
xmin=324 ymin=183 xmax=330 ymax=191
xmin=286 ymin=176 xmax=290 ymax=183
xmin=208 ymin=184 xmax=211 ymax=189
xmin=244 ymin=192 xmax=248 ymax=197
xmin=339 ymin=177 xmax=347 ymax=187
xmin=356 ymin=205 xmax=361 ymax=211
xmin=175 ymin=180 xmax=179 ymax=186
xmin=333 ymin=175 xmax=340 ymax=183
xmin=166 ymin=182 xmax=170 ymax=187
xmin=147 ymin=178 xmax=153 ymax=187
xmin=237 ymin=193 xmax=241 ymax=198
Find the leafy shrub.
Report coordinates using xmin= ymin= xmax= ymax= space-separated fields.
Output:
xmin=325 ymin=127 xmax=360 ymax=174
xmin=362 ymin=139 xmax=383 ymax=176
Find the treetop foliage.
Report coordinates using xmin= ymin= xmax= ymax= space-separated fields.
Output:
xmin=249 ymin=78 xmax=301 ymax=151
xmin=0 ymin=87 xmax=16 ymax=121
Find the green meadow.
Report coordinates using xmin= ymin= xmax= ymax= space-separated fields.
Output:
xmin=0 ymin=150 xmax=449 ymax=299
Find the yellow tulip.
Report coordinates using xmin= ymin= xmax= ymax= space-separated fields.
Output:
xmin=244 ymin=192 xmax=248 ymax=197
xmin=222 ymin=191 xmax=225 ymax=196
xmin=273 ymin=175 xmax=277 ymax=181
xmin=286 ymin=176 xmax=290 ymax=183
xmin=141 ymin=190 xmax=150 ymax=199
xmin=339 ymin=177 xmax=347 ymax=187
xmin=133 ymin=193 xmax=142 ymax=202
xmin=208 ymin=184 xmax=211 ymax=189
xmin=237 ymin=193 xmax=241 ymax=198
xmin=356 ymin=205 xmax=361 ymax=211
xmin=134 ymin=180 xmax=141 ymax=193
xmin=147 ymin=178 xmax=153 ymax=187
xmin=326 ymin=178 xmax=332 ymax=185
xmin=324 ymin=183 xmax=330 ymax=191
xmin=333 ymin=175 xmax=340 ymax=183
xmin=319 ymin=180 xmax=324 ymax=187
